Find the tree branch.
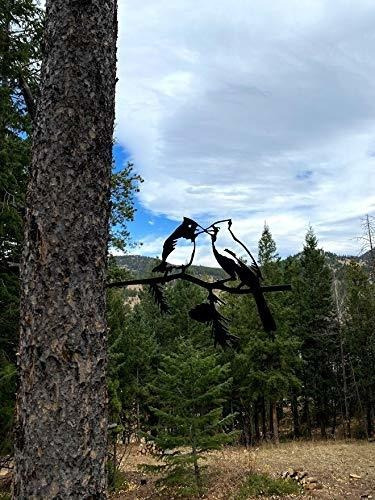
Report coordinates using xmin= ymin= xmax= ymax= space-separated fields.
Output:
xmin=18 ymin=72 xmax=36 ymax=120
xmin=106 ymin=272 xmax=291 ymax=294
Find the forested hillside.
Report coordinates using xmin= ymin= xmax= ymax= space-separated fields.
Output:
xmin=115 ymin=251 xmax=366 ymax=279
xmin=115 ymin=254 xmax=227 ymax=279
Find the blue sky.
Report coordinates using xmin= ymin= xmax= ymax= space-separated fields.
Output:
xmin=113 ymin=0 xmax=375 ymax=266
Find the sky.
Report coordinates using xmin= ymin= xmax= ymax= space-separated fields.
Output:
xmin=114 ymin=0 xmax=375 ymax=266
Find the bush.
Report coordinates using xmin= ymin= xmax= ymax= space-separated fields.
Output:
xmin=236 ymin=473 xmax=301 ymax=498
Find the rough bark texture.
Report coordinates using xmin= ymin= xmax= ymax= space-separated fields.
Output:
xmin=14 ymin=1 xmax=117 ymax=497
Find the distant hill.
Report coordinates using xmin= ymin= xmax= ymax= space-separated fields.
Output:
xmin=114 ymin=254 xmax=226 ymax=280
xmin=115 ymin=251 xmax=368 ymax=280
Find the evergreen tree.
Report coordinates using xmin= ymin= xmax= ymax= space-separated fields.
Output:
xmin=0 ymin=0 xmax=42 ymax=454
xmin=14 ymin=0 xmax=117 ymax=494
xmin=292 ymin=227 xmax=338 ymax=438
xmin=344 ymin=261 xmax=375 ymax=437
xmin=107 ymin=278 xmax=213 ymax=441
xmin=107 ymin=285 xmax=159 ymax=440
xmin=223 ymin=224 xmax=300 ymax=445
xmin=149 ymin=339 xmax=236 ymax=496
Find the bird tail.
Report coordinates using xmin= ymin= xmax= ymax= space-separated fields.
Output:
xmin=253 ymin=290 xmax=276 ymax=332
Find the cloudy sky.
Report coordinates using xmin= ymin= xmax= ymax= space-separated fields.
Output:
xmin=114 ymin=0 xmax=375 ymax=266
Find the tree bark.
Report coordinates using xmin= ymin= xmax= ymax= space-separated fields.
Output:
xmin=271 ymin=402 xmax=279 ymax=444
xmin=254 ymin=400 xmax=260 ymax=443
xmin=14 ymin=1 xmax=117 ymax=497
xmin=261 ymin=396 xmax=267 ymax=440
xmin=291 ymin=394 xmax=300 ymax=439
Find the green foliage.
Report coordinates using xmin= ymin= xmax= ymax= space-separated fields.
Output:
xmin=222 ymin=224 xmax=301 ymax=443
xmin=0 ymin=0 xmax=43 ymax=453
xmin=110 ymin=161 xmax=143 ymax=251
xmin=106 ymin=459 xmax=127 ymax=492
xmin=148 ymin=339 xmax=237 ymax=496
xmin=0 ymin=359 xmax=16 ymax=454
xmin=292 ymin=227 xmax=338 ymax=436
xmin=235 ymin=473 xmax=301 ymax=498
xmin=114 ymin=254 xmax=226 ymax=280
xmin=344 ymin=261 xmax=375 ymax=434
xmin=107 ymin=264 xmax=160 ymax=438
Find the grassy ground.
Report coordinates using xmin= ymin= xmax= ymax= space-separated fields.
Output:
xmin=112 ymin=440 xmax=375 ymax=499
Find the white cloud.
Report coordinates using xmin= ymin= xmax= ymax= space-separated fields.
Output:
xmin=116 ymin=0 xmax=375 ymax=257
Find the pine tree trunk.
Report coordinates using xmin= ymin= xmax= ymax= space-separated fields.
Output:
xmin=331 ymin=403 xmax=337 ymax=438
xmin=319 ymin=402 xmax=327 ymax=439
xmin=13 ymin=1 xmax=117 ymax=497
xmin=269 ymin=401 xmax=274 ymax=438
xmin=303 ymin=397 xmax=312 ymax=439
xmin=261 ymin=397 xmax=267 ymax=440
xmin=191 ymin=442 xmax=202 ymax=496
xmin=291 ymin=394 xmax=300 ymax=438
xmin=271 ymin=402 xmax=279 ymax=444
xmin=366 ymin=398 xmax=374 ymax=438
xmin=254 ymin=400 xmax=260 ymax=443
xmin=136 ymin=368 xmax=140 ymax=440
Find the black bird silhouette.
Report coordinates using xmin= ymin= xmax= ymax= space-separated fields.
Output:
xmin=209 ymin=226 xmax=238 ymax=280
xmin=224 ymin=248 xmax=276 ymax=333
xmin=152 ymin=217 xmax=199 ymax=273
xmin=189 ymin=293 xmax=239 ymax=348
xmin=207 ymin=220 xmax=275 ymax=332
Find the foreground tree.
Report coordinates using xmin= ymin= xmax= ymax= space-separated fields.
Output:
xmin=14 ymin=0 xmax=117 ymax=496
xmin=149 ymin=340 xmax=236 ymax=497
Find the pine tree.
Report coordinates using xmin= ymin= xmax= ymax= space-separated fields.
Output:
xmin=344 ymin=261 xmax=375 ymax=437
xmin=292 ymin=227 xmax=338 ymax=438
xmin=223 ymin=225 xmax=300 ymax=445
xmin=14 ymin=0 xmax=117 ymax=495
xmin=0 ymin=0 xmax=42 ymax=454
xmin=108 ymin=285 xmax=159 ymax=441
xmin=149 ymin=340 xmax=236 ymax=496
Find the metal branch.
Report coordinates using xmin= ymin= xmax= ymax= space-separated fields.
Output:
xmin=106 ymin=273 xmax=291 ymax=294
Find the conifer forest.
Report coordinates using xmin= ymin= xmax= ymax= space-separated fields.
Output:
xmin=1 ymin=1 xmax=375 ymax=498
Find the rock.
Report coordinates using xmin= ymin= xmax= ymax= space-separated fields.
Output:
xmin=305 ymin=483 xmax=318 ymax=490
xmin=305 ymin=482 xmax=323 ymax=491
xmin=296 ymin=471 xmax=308 ymax=482
xmin=305 ymin=477 xmax=318 ymax=484
xmin=349 ymin=473 xmax=362 ymax=479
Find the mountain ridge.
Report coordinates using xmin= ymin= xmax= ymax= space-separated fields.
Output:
xmin=114 ymin=251 xmax=366 ymax=280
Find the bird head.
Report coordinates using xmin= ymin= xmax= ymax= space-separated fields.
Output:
xmin=182 ymin=217 xmax=199 ymax=240
xmin=208 ymin=226 xmax=219 ymax=242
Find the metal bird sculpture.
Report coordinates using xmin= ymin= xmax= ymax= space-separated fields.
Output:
xmin=189 ymin=292 xmax=239 ymax=348
xmin=109 ymin=216 xmax=293 ymax=347
xmin=224 ymin=248 xmax=276 ymax=332
xmin=152 ymin=217 xmax=199 ymax=274
xmin=206 ymin=219 xmax=275 ymax=332
xmin=208 ymin=226 xmax=238 ymax=280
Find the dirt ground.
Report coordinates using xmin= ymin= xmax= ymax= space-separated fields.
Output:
xmin=112 ymin=440 xmax=375 ymax=499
